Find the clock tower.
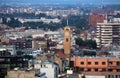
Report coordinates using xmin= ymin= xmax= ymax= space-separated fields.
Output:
xmin=64 ymin=26 xmax=71 ymax=56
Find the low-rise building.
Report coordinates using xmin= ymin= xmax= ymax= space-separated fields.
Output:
xmin=5 ymin=68 xmax=47 ymax=78
xmin=34 ymin=59 xmax=58 ymax=78
xmin=0 ymin=45 xmax=16 ymax=55
xmin=0 ymin=56 xmax=28 ymax=78
xmin=32 ymin=37 xmax=47 ymax=50
xmin=6 ymin=69 xmax=36 ymax=78
xmin=18 ymin=17 xmax=61 ymax=24
xmin=71 ymin=56 xmax=120 ymax=78
xmin=10 ymin=38 xmax=32 ymax=50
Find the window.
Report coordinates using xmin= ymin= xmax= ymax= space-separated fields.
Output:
xmin=44 ymin=65 xmax=46 ymax=67
xmin=80 ymin=68 xmax=84 ymax=71
xmin=108 ymin=75 xmax=114 ymax=78
xmin=41 ymin=65 xmax=42 ymax=68
xmin=95 ymin=62 xmax=98 ymax=65
xmin=116 ymin=75 xmax=120 ymax=78
xmin=88 ymin=62 xmax=91 ymax=65
xmin=95 ymin=68 xmax=98 ymax=72
xmin=88 ymin=68 xmax=91 ymax=72
xmin=102 ymin=69 xmax=106 ymax=72
xmin=66 ymin=38 xmax=69 ymax=42
xmin=109 ymin=62 xmax=113 ymax=65
xmin=117 ymin=69 xmax=120 ymax=72
xmin=108 ymin=69 xmax=113 ymax=72
xmin=102 ymin=62 xmax=106 ymax=65
xmin=117 ymin=62 xmax=120 ymax=66
xmin=81 ymin=62 xmax=84 ymax=65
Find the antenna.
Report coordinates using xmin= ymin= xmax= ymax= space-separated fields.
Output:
xmin=67 ymin=19 xmax=69 ymax=26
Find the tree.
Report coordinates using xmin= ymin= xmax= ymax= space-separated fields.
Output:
xmin=75 ymin=37 xmax=97 ymax=49
xmin=67 ymin=15 xmax=90 ymax=30
xmin=75 ymin=37 xmax=83 ymax=46
xmin=23 ymin=55 xmax=33 ymax=60
xmin=16 ymin=51 xmax=24 ymax=55
xmin=5 ymin=18 xmax=22 ymax=27
xmin=37 ymin=13 xmax=47 ymax=18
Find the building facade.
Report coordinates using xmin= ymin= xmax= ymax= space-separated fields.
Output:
xmin=89 ymin=13 xmax=106 ymax=26
xmin=10 ymin=38 xmax=32 ymax=50
xmin=71 ymin=57 xmax=120 ymax=78
xmin=6 ymin=70 xmax=36 ymax=78
xmin=0 ymin=56 xmax=28 ymax=78
xmin=96 ymin=20 xmax=120 ymax=48
xmin=0 ymin=45 xmax=16 ymax=55
xmin=34 ymin=59 xmax=58 ymax=78
xmin=32 ymin=37 xmax=47 ymax=50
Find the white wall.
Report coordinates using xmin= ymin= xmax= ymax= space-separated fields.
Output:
xmin=85 ymin=75 xmax=105 ymax=78
xmin=41 ymin=68 xmax=55 ymax=78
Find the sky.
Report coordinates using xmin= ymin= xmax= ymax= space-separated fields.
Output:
xmin=1 ymin=0 xmax=120 ymax=4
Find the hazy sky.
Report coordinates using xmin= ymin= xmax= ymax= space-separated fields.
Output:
xmin=1 ymin=0 xmax=120 ymax=4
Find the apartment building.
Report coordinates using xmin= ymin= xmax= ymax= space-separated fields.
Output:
xmin=71 ymin=56 xmax=120 ymax=78
xmin=10 ymin=38 xmax=32 ymax=50
xmin=89 ymin=13 xmax=106 ymax=26
xmin=96 ymin=20 xmax=120 ymax=48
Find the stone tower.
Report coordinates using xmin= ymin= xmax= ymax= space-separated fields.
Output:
xmin=64 ymin=26 xmax=71 ymax=56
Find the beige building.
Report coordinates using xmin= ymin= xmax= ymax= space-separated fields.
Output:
xmin=32 ymin=38 xmax=47 ymax=49
xmin=5 ymin=70 xmax=36 ymax=78
xmin=0 ymin=37 xmax=10 ymax=43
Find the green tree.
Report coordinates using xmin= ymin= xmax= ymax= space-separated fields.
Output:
xmin=75 ymin=37 xmax=83 ymax=46
xmin=37 ymin=13 xmax=47 ymax=18
xmin=6 ymin=18 xmax=22 ymax=27
xmin=75 ymin=37 xmax=97 ymax=49
xmin=16 ymin=51 xmax=24 ymax=55
xmin=23 ymin=55 xmax=33 ymax=60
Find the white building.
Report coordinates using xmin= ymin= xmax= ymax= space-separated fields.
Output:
xmin=45 ymin=31 xmax=61 ymax=41
xmin=45 ymin=9 xmax=80 ymax=17
xmin=108 ymin=45 xmax=120 ymax=57
xmin=0 ymin=45 xmax=16 ymax=55
xmin=109 ymin=51 xmax=120 ymax=57
xmin=30 ymin=49 xmax=43 ymax=56
xmin=34 ymin=60 xmax=58 ymax=78
xmin=96 ymin=20 xmax=120 ymax=48
xmin=18 ymin=17 xmax=61 ymax=24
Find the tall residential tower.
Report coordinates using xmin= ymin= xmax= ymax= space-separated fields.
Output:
xmin=96 ymin=20 xmax=120 ymax=48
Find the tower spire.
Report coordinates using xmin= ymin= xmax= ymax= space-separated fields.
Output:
xmin=67 ymin=19 xmax=69 ymax=26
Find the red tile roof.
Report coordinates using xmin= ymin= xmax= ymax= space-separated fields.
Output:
xmin=56 ymin=51 xmax=66 ymax=59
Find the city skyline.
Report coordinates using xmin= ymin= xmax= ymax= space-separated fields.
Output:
xmin=1 ymin=0 xmax=120 ymax=78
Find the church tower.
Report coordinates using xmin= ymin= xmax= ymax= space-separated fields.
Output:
xmin=64 ymin=26 xmax=71 ymax=56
